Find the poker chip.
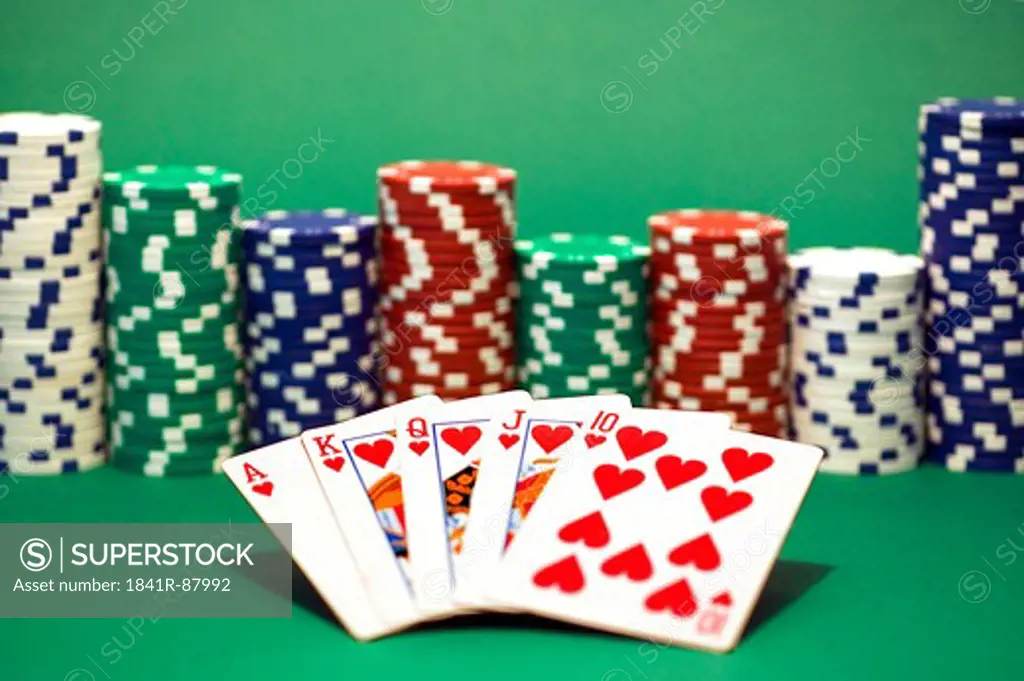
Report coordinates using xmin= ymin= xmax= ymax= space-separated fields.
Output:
xmin=377 ymin=160 xmax=518 ymax=403
xmin=648 ymin=210 xmax=789 ymax=434
xmin=242 ymin=210 xmax=381 ymax=444
xmin=0 ymin=112 xmax=106 ymax=475
xmin=103 ymin=164 xmax=244 ymax=475
xmin=788 ymin=247 xmax=925 ymax=475
xmin=102 ymin=165 xmax=242 ymax=206
xmin=378 ymin=160 xmax=516 ymax=226
xmin=919 ymin=98 xmax=1024 ymax=474
xmin=514 ymin=233 xmax=649 ymax=403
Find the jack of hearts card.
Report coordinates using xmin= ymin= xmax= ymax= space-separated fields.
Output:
xmin=458 ymin=394 xmax=631 ymax=606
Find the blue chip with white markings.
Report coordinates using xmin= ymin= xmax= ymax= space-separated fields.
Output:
xmin=242 ymin=209 xmax=381 ymax=446
xmin=919 ymin=98 xmax=1024 ymax=472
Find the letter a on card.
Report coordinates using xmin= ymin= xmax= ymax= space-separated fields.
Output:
xmin=223 ymin=438 xmax=392 ymax=640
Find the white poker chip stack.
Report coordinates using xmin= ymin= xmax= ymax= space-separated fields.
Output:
xmin=787 ymin=248 xmax=926 ymax=475
xmin=0 ymin=112 xmax=105 ymax=475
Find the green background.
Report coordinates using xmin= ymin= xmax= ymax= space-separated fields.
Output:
xmin=3 ymin=0 xmax=1024 ymax=678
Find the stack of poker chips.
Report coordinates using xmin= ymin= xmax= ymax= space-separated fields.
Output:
xmin=788 ymin=248 xmax=925 ymax=475
xmin=103 ymin=165 xmax=245 ymax=476
xmin=515 ymin=233 xmax=650 ymax=403
xmin=648 ymin=210 xmax=789 ymax=435
xmin=919 ymin=98 xmax=1024 ymax=473
xmin=0 ymin=112 xmax=105 ymax=475
xmin=377 ymin=160 xmax=517 ymax=404
xmin=242 ymin=210 xmax=380 ymax=446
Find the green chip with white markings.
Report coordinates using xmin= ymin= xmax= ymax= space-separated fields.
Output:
xmin=103 ymin=165 xmax=245 ymax=476
xmin=515 ymin=233 xmax=651 ymax=265
xmin=102 ymin=165 xmax=243 ymax=201
xmin=515 ymin=232 xmax=650 ymax=402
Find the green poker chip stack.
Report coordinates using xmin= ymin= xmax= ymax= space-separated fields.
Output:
xmin=515 ymin=233 xmax=651 ymax=404
xmin=103 ymin=165 xmax=246 ymax=476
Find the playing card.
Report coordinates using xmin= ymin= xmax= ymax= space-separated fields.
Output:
xmin=492 ymin=409 xmax=821 ymax=653
xmin=398 ymin=390 xmax=531 ymax=614
xmin=222 ymin=438 xmax=392 ymax=640
xmin=457 ymin=394 xmax=631 ymax=606
xmin=300 ymin=395 xmax=443 ymax=631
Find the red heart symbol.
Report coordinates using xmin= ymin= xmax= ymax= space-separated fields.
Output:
xmin=441 ymin=426 xmax=482 ymax=455
xmin=498 ymin=433 xmax=520 ymax=450
xmin=600 ymin=543 xmax=653 ymax=582
xmin=713 ymin=592 xmax=733 ymax=607
xmin=531 ymin=425 xmax=573 ymax=453
xmin=655 ymin=455 xmax=707 ymax=491
xmin=668 ymin=533 xmax=721 ymax=571
xmin=251 ymin=482 xmax=273 ymax=497
xmin=644 ymin=578 xmax=698 ymax=618
xmin=584 ymin=433 xmax=606 ymax=449
xmin=532 ymin=555 xmax=584 ymax=593
xmin=408 ymin=441 xmax=429 ymax=456
xmin=558 ymin=511 xmax=610 ymax=548
xmin=615 ymin=426 xmax=667 ymax=461
xmin=353 ymin=438 xmax=394 ymax=467
xmin=323 ymin=457 xmax=346 ymax=472
xmin=722 ymin=447 xmax=774 ymax=482
xmin=701 ymin=486 xmax=753 ymax=523
xmin=593 ymin=464 xmax=645 ymax=500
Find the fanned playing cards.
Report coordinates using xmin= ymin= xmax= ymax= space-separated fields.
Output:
xmin=225 ymin=391 xmax=822 ymax=652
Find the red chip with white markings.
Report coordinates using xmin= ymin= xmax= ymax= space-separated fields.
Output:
xmin=648 ymin=209 xmax=790 ymax=436
xmin=378 ymin=160 xmax=518 ymax=402
xmin=378 ymin=160 xmax=517 ymax=192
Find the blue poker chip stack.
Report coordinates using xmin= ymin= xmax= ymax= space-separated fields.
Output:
xmin=0 ymin=113 xmax=106 ymax=475
xmin=919 ymin=98 xmax=1024 ymax=473
xmin=242 ymin=210 xmax=381 ymax=446
xmin=788 ymin=247 xmax=925 ymax=475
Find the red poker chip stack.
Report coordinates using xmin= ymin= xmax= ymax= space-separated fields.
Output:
xmin=647 ymin=210 xmax=790 ymax=436
xmin=377 ymin=160 xmax=518 ymax=404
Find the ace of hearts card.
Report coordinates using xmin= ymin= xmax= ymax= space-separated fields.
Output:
xmin=222 ymin=438 xmax=393 ymax=640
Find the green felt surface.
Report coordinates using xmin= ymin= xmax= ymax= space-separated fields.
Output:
xmin=3 ymin=0 xmax=1024 ymax=677
xmin=3 ymin=468 xmax=1024 ymax=679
